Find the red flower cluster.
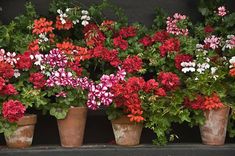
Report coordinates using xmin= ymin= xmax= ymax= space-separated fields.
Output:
xmin=144 ymin=79 xmax=159 ymax=93
xmin=2 ymin=100 xmax=26 ymax=123
xmin=139 ymin=35 xmax=153 ymax=47
xmin=16 ymin=52 xmax=32 ymax=70
xmin=57 ymin=41 xmax=76 ymax=54
xmin=28 ymin=39 xmax=39 ymax=52
xmin=184 ymin=95 xmax=204 ymax=110
xmin=111 ymin=77 xmax=145 ymax=122
xmin=158 ymin=72 xmax=180 ymax=91
xmin=184 ymin=93 xmax=224 ymax=110
xmin=113 ymin=36 xmax=128 ymax=50
xmin=0 ymin=61 xmax=14 ymax=79
xmin=32 ymin=18 xmax=53 ymax=35
xmin=230 ymin=67 xmax=235 ymax=77
xmin=75 ymin=46 xmax=92 ymax=62
xmin=1 ymin=84 xmax=18 ymax=95
xmin=83 ymin=24 xmax=106 ymax=47
xmin=152 ymin=30 xmax=169 ymax=43
xmin=101 ymin=20 xmax=115 ymax=30
xmin=122 ymin=56 xmax=143 ymax=73
xmin=204 ymin=25 xmax=214 ymax=33
xmin=174 ymin=54 xmax=193 ymax=70
xmin=111 ymin=76 xmax=166 ymax=122
xmin=29 ymin=72 xmax=46 ymax=89
xmin=119 ymin=26 xmax=137 ymax=38
xmin=55 ymin=16 xmax=73 ymax=30
xmin=159 ymin=38 xmax=180 ymax=57
xmin=68 ymin=61 xmax=83 ymax=76
xmin=0 ymin=77 xmax=5 ymax=90
xmin=91 ymin=46 xmax=121 ymax=67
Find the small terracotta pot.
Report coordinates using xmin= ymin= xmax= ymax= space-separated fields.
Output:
xmin=200 ymin=106 xmax=230 ymax=145
xmin=111 ymin=116 xmax=143 ymax=146
xmin=57 ymin=107 xmax=87 ymax=148
xmin=4 ymin=114 xmax=37 ymax=148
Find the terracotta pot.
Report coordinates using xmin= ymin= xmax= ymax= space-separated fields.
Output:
xmin=57 ymin=107 xmax=87 ymax=147
xmin=4 ymin=114 xmax=37 ymax=148
xmin=111 ymin=116 xmax=143 ymax=146
xmin=200 ymin=106 xmax=230 ymax=145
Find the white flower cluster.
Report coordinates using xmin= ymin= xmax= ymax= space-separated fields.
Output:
xmin=81 ymin=10 xmax=90 ymax=26
xmin=181 ymin=45 xmax=219 ymax=80
xmin=57 ymin=9 xmax=69 ymax=24
xmin=38 ymin=33 xmax=49 ymax=44
xmin=57 ymin=8 xmax=90 ymax=26
xmin=181 ymin=61 xmax=196 ymax=73
xmin=30 ymin=54 xmax=45 ymax=70
xmin=229 ymin=56 xmax=235 ymax=68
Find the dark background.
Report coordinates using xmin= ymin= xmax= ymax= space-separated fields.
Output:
xmin=0 ymin=0 xmax=235 ymax=145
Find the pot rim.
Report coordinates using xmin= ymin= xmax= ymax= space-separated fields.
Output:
xmin=17 ymin=114 xmax=37 ymax=126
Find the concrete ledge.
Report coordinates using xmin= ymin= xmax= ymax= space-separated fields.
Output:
xmin=0 ymin=144 xmax=235 ymax=156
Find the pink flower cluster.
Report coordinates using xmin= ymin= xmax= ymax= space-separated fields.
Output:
xmin=204 ymin=35 xmax=221 ymax=50
xmin=86 ymin=68 xmax=126 ymax=110
xmin=166 ymin=13 xmax=188 ymax=36
xmin=46 ymin=68 xmax=76 ymax=87
xmin=44 ymin=49 xmax=68 ymax=68
xmin=0 ymin=49 xmax=17 ymax=66
xmin=217 ymin=6 xmax=227 ymax=17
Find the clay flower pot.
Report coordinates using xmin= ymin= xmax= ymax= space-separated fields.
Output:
xmin=200 ymin=106 xmax=230 ymax=145
xmin=111 ymin=116 xmax=143 ymax=146
xmin=4 ymin=114 xmax=37 ymax=148
xmin=57 ymin=107 xmax=87 ymax=148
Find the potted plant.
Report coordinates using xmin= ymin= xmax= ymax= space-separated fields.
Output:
xmin=0 ymin=48 xmax=48 ymax=148
xmin=134 ymin=11 xmax=197 ymax=145
xmin=181 ymin=4 xmax=235 ymax=145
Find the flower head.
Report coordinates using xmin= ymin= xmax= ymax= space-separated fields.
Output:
xmin=2 ymin=100 xmax=26 ymax=122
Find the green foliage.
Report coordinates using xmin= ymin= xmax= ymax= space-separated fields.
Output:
xmin=0 ymin=118 xmax=17 ymax=137
xmin=152 ymin=8 xmax=167 ymax=30
xmin=0 ymin=2 xmax=36 ymax=52
xmin=88 ymin=0 xmax=128 ymax=24
xmin=142 ymin=90 xmax=191 ymax=145
xmin=106 ymin=104 xmax=123 ymax=121
xmin=50 ymin=107 xmax=68 ymax=119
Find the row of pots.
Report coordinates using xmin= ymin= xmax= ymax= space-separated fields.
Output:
xmin=4 ymin=106 xmax=230 ymax=148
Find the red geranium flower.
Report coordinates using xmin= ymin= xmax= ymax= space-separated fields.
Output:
xmin=139 ymin=35 xmax=153 ymax=47
xmin=28 ymin=39 xmax=39 ymax=52
xmin=204 ymin=25 xmax=214 ymax=33
xmin=113 ymin=36 xmax=128 ymax=50
xmin=29 ymin=72 xmax=46 ymax=89
xmin=119 ymin=26 xmax=137 ymax=38
xmin=32 ymin=18 xmax=53 ymax=35
xmin=83 ymin=23 xmax=106 ymax=47
xmin=159 ymin=38 xmax=180 ymax=57
xmin=122 ymin=56 xmax=143 ymax=73
xmin=152 ymin=30 xmax=169 ymax=43
xmin=155 ymin=88 xmax=167 ymax=97
xmin=144 ymin=79 xmax=159 ymax=93
xmin=158 ymin=72 xmax=180 ymax=91
xmin=16 ymin=52 xmax=32 ymax=70
xmin=0 ymin=62 xmax=14 ymax=79
xmin=68 ymin=61 xmax=83 ymax=77
xmin=57 ymin=41 xmax=75 ymax=54
xmin=174 ymin=54 xmax=193 ymax=70
xmin=55 ymin=16 xmax=73 ymax=30
xmin=1 ymin=84 xmax=18 ymax=95
xmin=0 ymin=77 xmax=5 ymax=90
xmin=2 ymin=100 xmax=26 ymax=123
